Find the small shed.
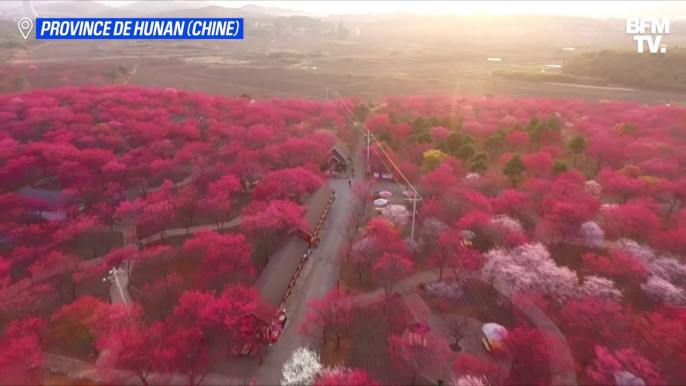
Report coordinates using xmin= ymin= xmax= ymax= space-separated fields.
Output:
xmin=19 ymin=188 xmax=84 ymax=221
xmin=326 ymin=142 xmax=351 ymax=172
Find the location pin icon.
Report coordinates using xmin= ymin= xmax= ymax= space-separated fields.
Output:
xmin=18 ymin=18 xmax=33 ymax=40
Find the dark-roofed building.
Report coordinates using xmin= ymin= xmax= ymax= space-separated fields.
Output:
xmin=326 ymin=142 xmax=351 ymax=172
xmin=19 ymin=188 xmax=84 ymax=221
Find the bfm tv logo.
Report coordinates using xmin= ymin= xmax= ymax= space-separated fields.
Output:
xmin=625 ymin=18 xmax=669 ymax=54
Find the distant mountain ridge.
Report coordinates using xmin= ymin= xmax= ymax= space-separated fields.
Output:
xmin=238 ymin=4 xmax=314 ymax=17
xmin=9 ymin=0 xmax=313 ymax=19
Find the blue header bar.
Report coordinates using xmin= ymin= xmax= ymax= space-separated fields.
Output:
xmin=35 ymin=18 xmax=244 ymax=39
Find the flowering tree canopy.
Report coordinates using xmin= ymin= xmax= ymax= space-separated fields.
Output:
xmin=579 ymin=275 xmax=623 ymax=302
xmin=483 ymin=243 xmax=578 ymax=303
xmin=584 ymin=180 xmax=602 ymax=197
xmin=640 ymin=276 xmax=686 ymax=306
xmin=314 ymin=365 xmax=379 ymax=386
xmin=449 ymin=375 xmax=490 ymax=386
xmin=382 ymin=205 xmax=411 ymax=228
xmin=579 ymin=221 xmax=604 ymax=248
xmin=586 ymin=346 xmax=664 ymax=386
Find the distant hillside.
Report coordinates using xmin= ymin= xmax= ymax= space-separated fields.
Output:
xmin=146 ymin=5 xmax=271 ymax=20
xmin=563 ymin=49 xmax=686 ymax=91
xmin=90 ymin=8 xmax=142 ymax=18
xmin=120 ymin=0 xmax=212 ymax=15
xmin=355 ymin=14 xmax=686 ymax=46
xmin=271 ymin=16 xmax=332 ymax=31
xmin=239 ymin=4 xmax=312 ymax=17
xmin=33 ymin=0 xmax=115 ymax=16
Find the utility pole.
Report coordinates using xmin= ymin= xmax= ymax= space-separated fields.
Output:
xmin=366 ymin=130 xmax=371 ymax=174
xmin=409 ymin=192 xmax=422 ymax=242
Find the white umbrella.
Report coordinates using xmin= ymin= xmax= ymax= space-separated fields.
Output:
xmin=379 ymin=191 xmax=393 ymax=199
xmin=374 ymin=199 xmax=388 ymax=206
xmin=460 ymin=230 xmax=476 ymax=240
xmin=615 ymin=371 xmax=646 ymax=386
xmin=482 ymin=323 xmax=507 ymax=341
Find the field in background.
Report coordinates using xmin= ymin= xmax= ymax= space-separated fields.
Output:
xmin=1 ymin=33 xmax=685 ymax=104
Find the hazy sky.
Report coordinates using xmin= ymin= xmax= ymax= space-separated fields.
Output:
xmin=96 ymin=1 xmax=686 ymax=18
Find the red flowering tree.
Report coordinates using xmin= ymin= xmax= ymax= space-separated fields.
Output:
xmin=585 ymin=346 xmax=664 ymax=386
xmin=183 ymin=231 xmax=255 ymax=289
xmin=199 ymin=174 xmax=242 ymax=230
xmin=387 ymin=332 xmax=451 ymax=385
xmin=453 ymin=354 xmax=507 ymax=385
xmin=253 ymin=167 xmax=323 ymax=202
xmin=501 ymin=326 xmax=571 ymax=385
xmin=299 ymin=285 xmax=356 ymax=349
xmin=372 ymin=252 xmax=414 ymax=299
xmin=241 ymin=200 xmax=306 ymax=263
xmin=314 ymin=366 xmax=379 ymax=386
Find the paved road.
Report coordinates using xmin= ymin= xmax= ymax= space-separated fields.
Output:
xmin=253 ymin=139 xmax=366 ymax=385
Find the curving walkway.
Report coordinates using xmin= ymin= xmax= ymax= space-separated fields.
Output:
xmin=137 ymin=216 xmax=242 ymax=245
xmin=350 ymin=268 xmax=578 ymax=386
xmin=44 ymin=353 xmax=247 ymax=385
xmin=5 ymin=169 xmax=209 ymax=301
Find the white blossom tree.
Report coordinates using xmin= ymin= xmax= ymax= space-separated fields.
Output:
xmin=423 ymin=217 xmax=448 ymax=236
xmin=464 ymin=173 xmax=482 ymax=181
xmin=580 ymin=221 xmax=605 ymax=248
xmin=450 ymin=375 xmax=490 ymax=386
xmin=580 ymin=275 xmax=622 ymax=302
xmin=281 ymin=347 xmax=322 ymax=386
xmin=650 ymin=256 xmax=686 ymax=288
xmin=460 ymin=230 xmax=476 ymax=241
xmin=490 ymin=215 xmax=524 ymax=234
xmin=584 ymin=180 xmax=602 ymax=197
xmin=405 ymin=237 xmax=424 ymax=254
xmin=616 ymin=239 xmax=655 ymax=263
xmin=640 ymin=276 xmax=686 ymax=306
xmin=425 ymin=280 xmax=464 ymax=301
xmin=382 ymin=205 xmax=410 ymax=228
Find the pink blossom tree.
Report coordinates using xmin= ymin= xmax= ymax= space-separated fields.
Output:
xmin=382 ymin=205 xmax=411 ymax=228
xmin=579 ymin=275 xmax=622 ymax=302
xmin=586 ymin=346 xmax=664 ymax=386
xmin=430 ymin=126 xmax=451 ymax=143
xmin=640 ymin=276 xmax=686 ymax=306
xmin=483 ymin=243 xmax=578 ymax=304
xmin=584 ymin=180 xmax=602 ymax=197
xmin=198 ymin=174 xmax=241 ymax=230
xmin=580 ymin=221 xmax=605 ymax=248
xmin=314 ymin=365 xmax=379 ymax=386
xmin=372 ymin=252 xmax=414 ymax=299
xmin=449 ymin=375 xmax=489 ymax=386
xmin=649 ymin=256 xmax=686 ymax=287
